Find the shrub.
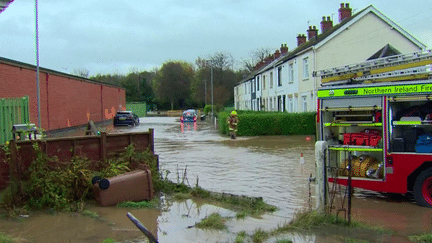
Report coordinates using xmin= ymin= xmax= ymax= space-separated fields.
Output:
xmin=218 ymin=111 xmax=316 ymax=136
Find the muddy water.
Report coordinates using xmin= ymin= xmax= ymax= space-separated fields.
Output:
xmin=1 ymin=117 xmax=431 ymax=242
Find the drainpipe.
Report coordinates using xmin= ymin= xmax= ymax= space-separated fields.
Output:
xmin=313 ymin=45 xmax=317 ymax=112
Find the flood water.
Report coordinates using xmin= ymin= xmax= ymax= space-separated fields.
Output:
xmin=1 ymin=117 xmax=431 ymax=242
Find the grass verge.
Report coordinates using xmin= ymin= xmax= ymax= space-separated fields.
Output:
xmin=195 ymin=213 xmax=227 ymax=230
xmin=165 ymin=182 xmax=277 ymax=218
xmin=116 ymin=197 xmax=159 ymax=209
xmin=0 ymin=233 xmax=15 ymax=243
xmin=409 ymin=234 xmax=432 ymax=242
xmin=234 ymin=209 xmax=394 ymax=243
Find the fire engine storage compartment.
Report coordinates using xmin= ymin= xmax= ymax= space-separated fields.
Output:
xmin=389 ymin=96 xmax=432 ymax=153
xmin=319 ymin=95 xmax=385 ymax=181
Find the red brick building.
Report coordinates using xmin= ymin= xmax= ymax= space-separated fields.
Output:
xmin=0 ymin=57 xmax=126 ymax=132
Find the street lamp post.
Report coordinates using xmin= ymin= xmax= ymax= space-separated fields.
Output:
xmin=210 ymin=64 xmax=214 ymax=128
xmin=35 ymin=0 xmax=41 ymax=129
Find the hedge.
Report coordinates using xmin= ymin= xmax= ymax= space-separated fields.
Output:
xmin=218 ymin=111 xmax=316 ymax=136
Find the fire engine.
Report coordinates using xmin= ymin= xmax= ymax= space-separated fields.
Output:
xmin=315 ymin=49 xmax=432 ymax=207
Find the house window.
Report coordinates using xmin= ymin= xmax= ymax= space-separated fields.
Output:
xmin=289 ymin=63 xmax=294 ymax=83
xmin=277 ymin=67 xmax=282 ymax=86
xmin=257 ymin=76 xmax=260 ymax=91
xmin=270 ymin=72 xmax=273 ymax=89
xmin=263 ymin=75 xmax=266 ymax=90
xmin=252 ymin=80 xmax=255 ymax=93
xmin=302 ymin=95 xmax=308 ymax=112
xmin=282 ymin=95 xmax=286 ymax=112
xmin=303 ymin=58 xmax=309 ymax=79
xmin=288 ymin=97 xmax=293 ymax=112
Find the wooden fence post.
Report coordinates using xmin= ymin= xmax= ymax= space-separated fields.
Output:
xmin=149 ymin=128 xmax=154 ymax=153
xmin=100 ymin=132 xmax=107 ymax=162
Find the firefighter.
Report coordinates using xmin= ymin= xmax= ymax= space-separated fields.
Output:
xmin=227 ymin=110 xmax=239 ymax=139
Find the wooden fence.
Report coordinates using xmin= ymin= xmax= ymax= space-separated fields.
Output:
xmin=0 ymin=129 xmax=154 ymax=190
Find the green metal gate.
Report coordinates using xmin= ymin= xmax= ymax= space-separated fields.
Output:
xmin=0 ymin=96 xmax=30 ymax=145
xmin=126 ymin=102 xmax=147 ymax=118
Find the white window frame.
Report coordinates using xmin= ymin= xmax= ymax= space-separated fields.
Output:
xmin=289 ymin=63 xmax=294 ymax=84
xmin=270 ymin=72 xmax=273 ymax=89
xmin=303 ymin=58 xmax=309 ymax=80
xmin=277 ymin=67 xmax=282 ymax=86
xmin=257 ymin=76 xmax=260 ymax=91
xmin=288 ymin=97 xmax=293 ymax=112
xmin=302 ymin=95 xmax=308 ymax=112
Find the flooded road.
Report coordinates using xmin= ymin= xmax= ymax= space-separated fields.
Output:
xmin=1 ymin=116 xmax=431 ymax=242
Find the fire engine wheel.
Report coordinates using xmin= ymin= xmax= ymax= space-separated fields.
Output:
xmin=413 ymin=168 xmax=432 ymax=208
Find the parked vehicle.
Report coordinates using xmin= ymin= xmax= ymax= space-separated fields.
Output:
xmin=113 ymin=111 xmax=140 ymax=126
xmin=315 ymin=49 xmax=432 ymax=207
xmin=180 ymin=109 xmax=197 ymax=122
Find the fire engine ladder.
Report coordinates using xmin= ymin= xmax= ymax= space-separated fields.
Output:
xmin=313 ymin=49 xmax=432 ymax=85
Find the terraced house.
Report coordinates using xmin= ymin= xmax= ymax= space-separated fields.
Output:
xmin=234 ymin=3 xmax=426 ymax=112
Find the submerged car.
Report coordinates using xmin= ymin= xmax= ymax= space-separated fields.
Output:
xmin=113 ymin=111 xmax=140 ymax=126
xmin=180 ymin=109 xmax=197 ymax=122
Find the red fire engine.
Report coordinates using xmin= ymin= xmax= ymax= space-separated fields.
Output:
xmin=315 ymin=49 xmax=432 ymax=207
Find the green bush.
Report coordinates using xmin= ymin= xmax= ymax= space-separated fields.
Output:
xmin=218 ymin=111 xmax=316 ymax=136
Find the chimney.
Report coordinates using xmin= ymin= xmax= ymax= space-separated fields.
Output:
xmin=338 ymin=3 xmax=352 ymax=22
xmin=320 ymin=16 xmax=333 ymax=33
xmin=280 ymin=44 xmax=288 ymax=54
xmin=274 ymin=49 xmax=281 ymax=59
xmin=297 ymin=34 xmax=306 ymax=46
xmin=307 ymin=26 xmax=318 ymax=40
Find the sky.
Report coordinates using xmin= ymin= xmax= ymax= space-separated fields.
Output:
xmin=1 ymin=0 xmax=432 ymax=76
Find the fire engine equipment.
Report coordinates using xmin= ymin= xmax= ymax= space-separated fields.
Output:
xmin=316 ymin=48 xmax=432 ymax=208
xmin=340 ymin=155 xmax=381 ymax=178
xmin=415 ymin=134 xmax=432 ymax=153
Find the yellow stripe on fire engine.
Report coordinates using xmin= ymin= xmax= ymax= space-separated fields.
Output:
xmin=318 ymin=83 xmax=432 ymax=98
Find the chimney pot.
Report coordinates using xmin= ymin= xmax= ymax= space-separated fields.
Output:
xmin=274 ymin=50 xmax=281 ymax=59
xmin=321 ymin=15 xmax=333 ymax=33
xmin=297 ymin=34 xmax=306 ymax=46
xmin=280 ymin=44 xmax=288 ymax=54
xmin=307 ymin=26 xmax=318 ymax=40
xmin=339 ymin=2 xmax=352 ymax=22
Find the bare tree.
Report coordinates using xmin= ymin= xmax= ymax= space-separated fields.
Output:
xmin=71 ymin=68 xmax=90 ymax=78
xmin=242 ymin=47 xmax=273 ymax=72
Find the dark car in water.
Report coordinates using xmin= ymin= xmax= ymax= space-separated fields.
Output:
xmin=113 ymin=111 xmax=140 ymax=126
xmin=180 ymin=109 xmax=197 ymax=122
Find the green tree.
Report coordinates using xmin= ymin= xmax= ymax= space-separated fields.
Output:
xmin=152 ymin=61 xmax=195 ymax=110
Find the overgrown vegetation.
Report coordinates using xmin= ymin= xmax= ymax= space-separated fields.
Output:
xmin=409 ymin=234 xmax=432 ymax=243
xmin=0 ymin=143 xmax=159 ymax=213
xmin=235 ymin=231 xmax=247 ymax=243
xmin=195 ymin=213 xmax=227 ymax=230
xmin=0 ymin=233 xmax=14 ymax=243
xmin=117 ymin=197 xmax=159 ymax=209
xmin=218 ymin=111 xmax=316 ymax=136
xmin=233 ymin=209 xmax=392 ymax=243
